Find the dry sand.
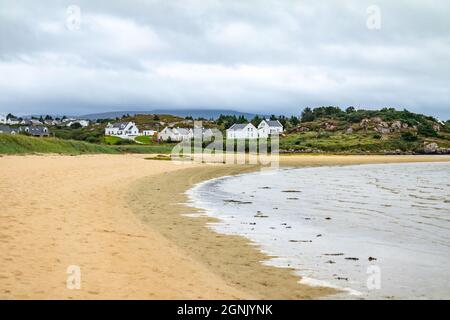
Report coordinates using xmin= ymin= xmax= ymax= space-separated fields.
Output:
xmin=1 ymin=154 xmax=449 ymax=299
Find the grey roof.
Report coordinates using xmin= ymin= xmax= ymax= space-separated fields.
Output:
xmin=109 ymin=122 xmax=130 ymax=129
xmin=0 ymin=125 xmax=17 ymax=133
xmin=228 ymin=123 xmax=248 ymax=130
xmin=21 ymin=126 xmax=50 ymax=135
xmin=174 ymin=128 xmax=191 ymax=135
xmin=264 ymin=120 xmax=283 ymax=127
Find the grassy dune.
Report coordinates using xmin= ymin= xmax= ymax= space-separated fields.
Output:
xmin=0 ymin=134 xmax=118 ymax=155
xmin=0 ymin=134 xmax=175 ymax=155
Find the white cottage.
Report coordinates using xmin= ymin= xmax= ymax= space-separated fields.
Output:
xmin=226 ymin=123 xmax=258 ymax=139
xmin=158 ymin=127 xmax=193 ymax=142
xmin=67 ymin=119 xmax=90 ymax=128
xmin=105 ymin=121 xmax=140 ymax=140
xmin=257 ymin=119 xmax=284 ymax=138
xmin=142 ymin=129 xmax=157 ymax=136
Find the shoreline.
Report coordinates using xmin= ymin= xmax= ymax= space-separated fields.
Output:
xmin=128 ymin=154 xmax=450 ymax=299
xmin=1 ymin=154 xmax=449 ymax=299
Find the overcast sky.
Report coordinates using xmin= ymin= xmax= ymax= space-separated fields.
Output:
xmin=0 ymin=0 xmax=449 ymax=119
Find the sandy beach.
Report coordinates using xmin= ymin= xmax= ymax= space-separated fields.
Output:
xmin=1 ymin=154 xmax=450 ymax=299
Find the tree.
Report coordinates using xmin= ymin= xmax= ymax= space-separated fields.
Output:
xmin=70 ymin=122 xmax=82 ymax=129
xmin=45 ymin=115 xmax=53 ymax=120
xmin=289 ymin=115 xmax=300 ymax=126
xmin=346 ymin=106 xmax=356 ymax=113
xmin=417 ymin=122 xmax=437 ymax=137
xmin=270 ymin=114 xmax=277 ymax=121
xmin=251 ymin=115 xmax=262 ymax=126
xmin=300 ymin=107 xmax=315 ymax=122
xmin=237 ymin=115 xmax=247 ymax=123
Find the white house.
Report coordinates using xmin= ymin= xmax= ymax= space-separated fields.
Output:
xmin=105 ymin=121 xmax=140 ymax=140
xmin=257 ymin=119 xmax=284 ymax=138
xmin=5 ymin=116 xmax=20 ymax=125
xmin=142 ymin=129 xmax=157 ymax=136
xmin=226 ymin=123 xmax=258 ymax=139
xmin=0 ymin=125 xmax=18 ymax=134
xmin=158 ymin=127 xmax=193 ymax=142
xmin=20 ymin=126 xmax=50 ymax=137
xmin=67 ymin=119 xmax=90 ymax=128
xmin=30 ymin=119 xmax=43 ymax=126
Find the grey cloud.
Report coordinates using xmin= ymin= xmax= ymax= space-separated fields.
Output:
xmin=0 ymin=0 xmax=449 ymax=119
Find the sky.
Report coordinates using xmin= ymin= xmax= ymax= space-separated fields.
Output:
xmin=0 ymin=0 xmax=449 ymax=119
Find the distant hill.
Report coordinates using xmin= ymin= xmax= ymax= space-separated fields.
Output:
xmin=80 ymin=109 xmax=259 ymax=120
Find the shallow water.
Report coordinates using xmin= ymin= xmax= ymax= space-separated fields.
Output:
xmin=186 ymin=162 xmax=450 ymax=299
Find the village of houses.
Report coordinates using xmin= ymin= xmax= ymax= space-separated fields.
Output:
xmin=1 ymin=113 xmax=283 ymax=142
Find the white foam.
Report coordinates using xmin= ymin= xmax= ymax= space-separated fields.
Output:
xmin=299 ymin=277 xmax=363 ymax=296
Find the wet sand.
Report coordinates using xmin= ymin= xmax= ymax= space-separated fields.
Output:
xmin=1 ymin=154 xmax=449 ymax=299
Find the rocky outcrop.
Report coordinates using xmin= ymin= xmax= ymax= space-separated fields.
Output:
xmin=298 ymin=126 xmax=309 ymax=132
xmin=433 ymin=124 xmax=441 ymax=132
xmin=391 ymin=121 xmax=402 ymax=131
xmin=325 ymin=123 xmax=337 ymax=131
xmin=422 ymin=142 xmax=450 ymax=154
xmin=374 ymin=121 xmax=390 ymax=134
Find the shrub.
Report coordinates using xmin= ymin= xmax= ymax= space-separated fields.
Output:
xmin=401 ymin=132 xmax=418 ymax=142
xmin=417 ymin=122 xmax=438 ymax=137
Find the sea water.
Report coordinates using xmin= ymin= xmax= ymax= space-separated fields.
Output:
xmin=186 ymin=162 xmax=450 ymax=299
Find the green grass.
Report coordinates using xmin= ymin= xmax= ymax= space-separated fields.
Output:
xmin=0 ymin=134 xmax=176 ymax=155
xmin=0 ymin=134 xmax=118 ymax=155
xmin=112 ymin=144 xmax=174 ymax=154
xmin=103 ymin=135 xmax=126 ymax=145
xmin=135 ymin=135 xmax=153 ymax=144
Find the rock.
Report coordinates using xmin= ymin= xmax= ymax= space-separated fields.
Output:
xmin=346 ymin=127 xmax=354 ymax=134
xmin=360 ymin=118 xmax=370 ymax=129
xmin=326 ymin=260 xmax=336 ymax=264
xmin=374 ymin=123 xmax=390 ymax=134
xmin=391 ymin=121 xmax=402 ymax=131
xmin=424 ymin=143 xmax=439 ymax=154
xmin=368 ymin=257 xmax=377 ymax=261
xmin=325 ymin=217 xmax=332 ymax=220
xmin=325 ymin=123 xmax=337 ymax=131
xmin=433 ymin=124 xmax=441 ymax=132
xmin=372 ymin=117 xmax=383 ymax=124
